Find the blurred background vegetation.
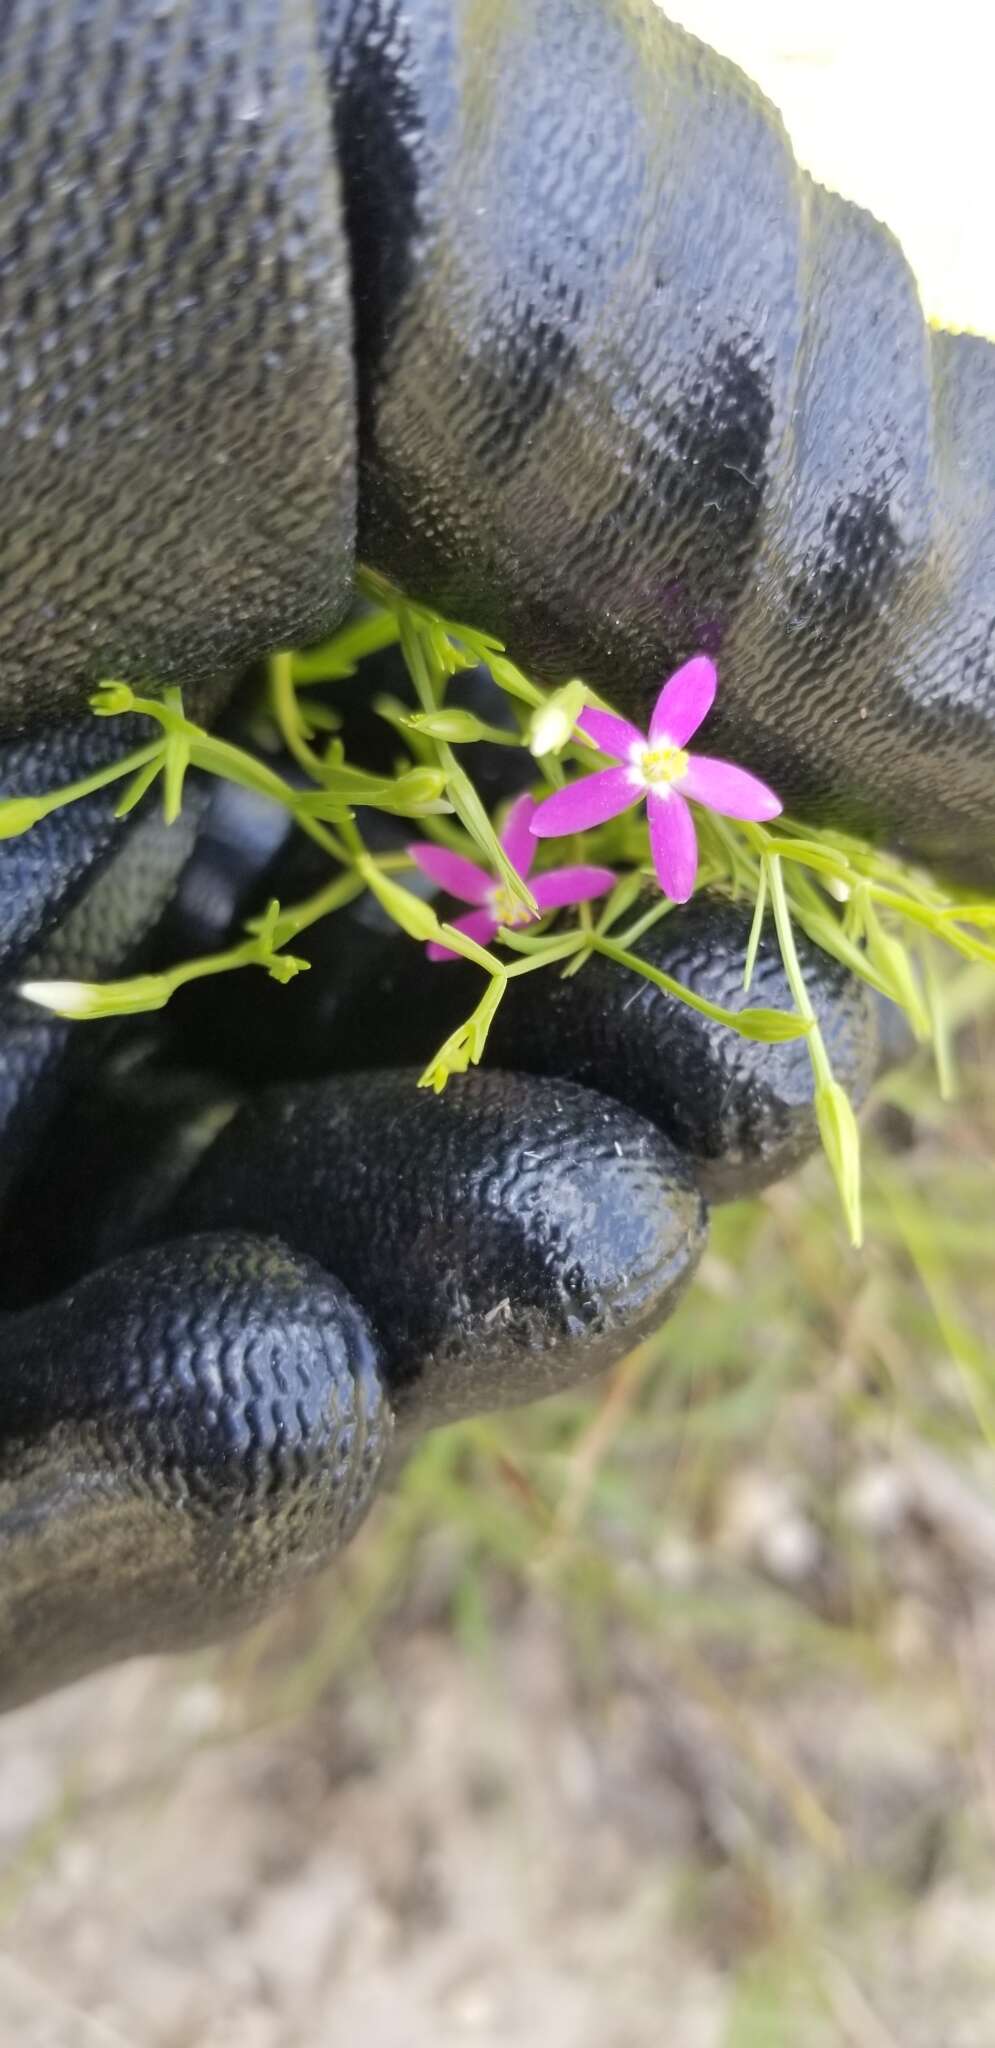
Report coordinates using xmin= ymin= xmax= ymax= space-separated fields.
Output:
xmin=1 ymin=974 xmax=991 ymax=2046
xmin=1 ymin=6 xmax=994 ymax=2045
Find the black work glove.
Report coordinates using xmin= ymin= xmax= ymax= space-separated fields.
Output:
xmin=0 ymin=0 xmax=991 ymax=1712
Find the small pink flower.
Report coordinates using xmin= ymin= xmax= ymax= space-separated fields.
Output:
xmin=529 ymin=657 xmax=782 ymax=903
xmin=409 ymin=793 xmax=615 ymax=962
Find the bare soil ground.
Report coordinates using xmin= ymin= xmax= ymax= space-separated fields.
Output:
xmin=3 ymin=1243 xmax=995 ymax=2047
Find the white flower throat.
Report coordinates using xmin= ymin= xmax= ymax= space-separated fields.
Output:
xmin=632 ymin=739 xmax=690 ymax=791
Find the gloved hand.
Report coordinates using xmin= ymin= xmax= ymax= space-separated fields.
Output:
xmin=0 ymin=0 xmax=991 ymax=1714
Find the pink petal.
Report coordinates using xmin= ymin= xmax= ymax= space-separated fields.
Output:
xmin=408 ymin=841 xmax=493 ymax=905
xmin=649 ymin=656 xmax=717 ymax=747
xmin=647 ymin=789 xmax=698 ymax=903
xmin=426 ymin=907 xmax=498 ymax=963
xmin=530 ymin=766 xmax=643 ymax=839
xmin=499 ymin=793 xmax=539 ymax=879
xmin=577 ymin=705 xmax=646 ymax=762
xmin=532 ymin=865 xmax=617 ymax=911
xmin=681 ymin=755 xmax=782 ymax=821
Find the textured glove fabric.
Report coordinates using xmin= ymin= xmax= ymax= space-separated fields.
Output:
xmin=0 ymin=0 xmax=356 ymax=726
xmin=0 ymin=1 xmax=989 ymax=1709
xmin=2 ymin=1 xmax=992 ymax=858
xmin=0 ymin=1234 xmax=389 ymax=1712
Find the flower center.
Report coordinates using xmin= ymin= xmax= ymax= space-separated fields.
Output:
xmin=489 ymin=882 xmax=535 ymax=929
xmin=637 ymin=740 xmax=690 ymax=790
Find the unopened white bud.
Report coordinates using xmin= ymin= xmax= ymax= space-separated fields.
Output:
xmin=528 ymin=681 xmax=587 ymax=758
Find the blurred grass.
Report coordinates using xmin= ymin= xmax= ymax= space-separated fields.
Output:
xmin=188 ymin=964 xmax=994 ymax=2040
xmin=276 ymin=20 xmax=995 ymax=2013
xmin=4 ymin=972 xmax=988 ymax=2044
xmin=246 ymin=969 xmax=994 ymax=1682
xmin=0 ymin=1094 xmax=986 ymax=2048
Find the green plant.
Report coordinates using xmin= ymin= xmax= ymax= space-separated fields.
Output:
xmin=6 ymin=570 xmax=994 ymax=1243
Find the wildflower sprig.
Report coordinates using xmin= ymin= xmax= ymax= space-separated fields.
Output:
xmin=5 ymin=570 xmax=994 ymax=1244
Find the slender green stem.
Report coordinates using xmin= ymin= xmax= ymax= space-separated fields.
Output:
xmin=291 ymin=608 xmax=400 ymax=684
xmin=269 ymin=649 xmax=328 ymax=781
xmin=769 ymin=853 xmax=862 ymax=1246
xmin=766 ymin=855 xmax=829 ymax=1081
xmin=10 ymin=576 xmax=994 ymax=1254
xmin=743 ymin=861 xmax=767 ymax=992
xmin=591 ymin=931 xmax=808 ymax=1042
xmin=0 ymin=740 xmax=162 ymax=833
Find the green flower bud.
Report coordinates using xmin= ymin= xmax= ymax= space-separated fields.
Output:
xmin=0 ymin=796 xmax=48 ymax=838
xmin=408 ymin=709 xmax=490 ymax=743
xmin=19 ymin=974 xmax=171 ymax=1019
xmin=90 ymin=681 xmax=136 ymax=716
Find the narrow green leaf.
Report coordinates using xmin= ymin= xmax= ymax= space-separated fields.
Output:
xmin=496 ymin=927 xmax=586 ymax=958
xmin=295 ymin=700 xmax=342 ymax=734
xmin=361 ymin=865 xmax=442 ymax=944
xmin=922 ymin=942 xmax=957 ymax=1101
xmin=864 ymin=913 xmax=931 ymax=1038
xmin=735 ymin=1008 xmax=812 ymax=1043
xmin=938 ymin=902 xmax=995 ymax=928
xmin=466 ymin=974 xmax=507 ymax=1060
xmin=614 ymin=896 xmax=675 ymax=952
xmin=445 ymin=756 xmax=537 ymax=918
xmin=743 ymin=865 xmax=767 ymax=992
xmin=488 ymin=654 xmax=544 ymax=709
xmin=504 ymin=933 xmax=591 ymax=975
xmin=290 ymin=607 xmax=400 ymax=683
xmin=394 ymin=604 xmax=537 ymax=919
xmin=595 ymin=871 xmax=646 ymax=936
xmin=1 ymin=739 xmax=163 ymax=834
xmin=815 ymin=1079 xmax=863 ymax=1248
xmin=114 ymin=755 xmax=163 ymax=817
xmin=755 ymin=834 xmax=853 ymax=880
xmin=162 ymin=731 xmax=191 ymax=825
xmin=791 ymin=911 xmax=892 ymax=1007
xmin=436 ymin=922 xmax=501 ymax=973
xmin=592 ymin=935 xmax=808 ymax=1040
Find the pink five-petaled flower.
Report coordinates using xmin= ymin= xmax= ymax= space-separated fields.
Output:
xmin=529 ymin=656 xmax=782 ymax=904
xmin=408 ymin=793 xmax=615 ymax=963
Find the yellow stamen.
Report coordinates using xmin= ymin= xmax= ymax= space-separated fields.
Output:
xmin=638 ymin=742 xmax=689 ymax=789
xmin=490 ymin=883 xmax=535 ymax=929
